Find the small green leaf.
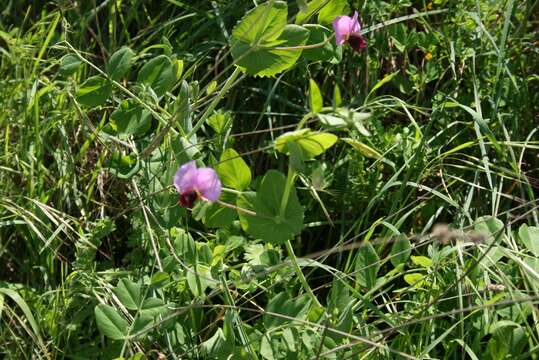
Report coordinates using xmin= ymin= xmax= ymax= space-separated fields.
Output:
xmin=108 ymin=153 xmax=140 ymax=179
xmin=216 ymin=148 xmax=251 ymax=191
xmin=108 ymin=46 xmax=134 ymax=81
xmin=297 ymin=0 xmax=308 ymax=12
xmin=114 ymin=279 xmax=141 ymax=310
xmin=94 ymin=304 xmax=129 ymax=340
xmin=411 ymin=255 xmax=433 ymax=268
xmin=333 ymin=84 xmax=342 ymax=107
xmin=137 ymin=55 xmax=176 ymax=97
xmin=206 ymin=80 xmax=217 ymax=95
xmin=390 ymin=236 xmax=411 ymax=267
xmin=518 ymin=224 xmax=539 ymax=256
xmin=474 ymin=216 xmax=504 ymax=244
xmin=238 ymin=170 xmax=304 ymax=244
xmin=264 ymin=292 xmax=311 ymax=328
xmin=186 ymin=264 xmax=217 ymax=297
xmin=276 ymin=129 xmax=338 ymax=159
xmin=140 ymin=298 xmax=166 ymax=318
xmin=309 ymin=79 xmax=323 ymax=113
xmin=355 ymin=243 xmax=380 ymax=289
xmin=59 ymin=54 xmax=81 ymax=77
xmin=110 ymin=100 xmax=152 ymax=136
xmin=404 ymin=273 xmax=426 ymax=288
xmin=76 ymin=76 xmax=111 ymax=107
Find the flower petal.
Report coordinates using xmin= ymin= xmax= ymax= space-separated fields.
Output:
xmin=350 ymin=11 xmax=361 ymax=35
xmin=173 ymin=161 xmax=198 ymax=193
xmin=333 ymin=15 xmax=353 ymax=45
xmin=195 ymin=167 xmax=222 ymax=202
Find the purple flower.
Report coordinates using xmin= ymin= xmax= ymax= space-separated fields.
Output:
xmin=173 ymin=161 xmax=221 ymax=208
xmin=332 ymin=11 xmax=366 ymax=52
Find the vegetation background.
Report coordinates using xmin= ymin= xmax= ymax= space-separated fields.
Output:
xmin=1 ymin=0 xmax=538 ymax=358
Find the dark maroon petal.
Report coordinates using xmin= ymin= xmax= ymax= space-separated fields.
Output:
xmin=348 ymin=34 xmax=367 ymax=52
xmin=179 ymin=191 xmax=198 ymax=208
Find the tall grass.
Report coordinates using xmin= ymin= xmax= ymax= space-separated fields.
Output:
xmin=1 ymin=0 xmax=538 ymax=358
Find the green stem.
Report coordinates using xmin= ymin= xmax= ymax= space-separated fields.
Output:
xmin=285 ymin=239 xmax=322 ymax=308
xmin=280 ymin=166 xmax=321 ymax=307
xmin=278 ymin=166 xmax=296 ymax=219
xmin=187 ymin=67 xmax=242 ymax=140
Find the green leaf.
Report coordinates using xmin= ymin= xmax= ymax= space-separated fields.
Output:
xmin=216 ymin=148 xmax=251 ymax=191
xmin=355 ymin=243 xmax=380 ymax=289
xmin=94 ymin=304 xmax=129 ymax=340
xmin=390 ymin=236 xmax=411 ymax=267
xmin=474 ymin=216 xmax=504 ymax=244
xmin=342 ymin=138 xmax=382 ymax=160
xmin=201 ymin=328 xmax=234 ymax=359
xmin=203 ymin=192 xmax=238 ymax=228
xmin=76 ymin=76 xmax=112 ymax=107
xmin=137 ymin=55 xmax=176 ymax=97
xmin=302 ymin=25 xmax=342 ymax=63
xmin=275 ymin=129 xmax=338 ymax=159
xmin=232 ymin=22 xmax=310 ymax=77
xmin=207 ymin=110 xmax=232 ymax=134
xmin=108 ymin=46 xmax=134 ymax=81
xmin=140 ymin=298 xmax=166 ymax=318
xmin=186 ymin=264 xmax=217 ymax=297
xmin=59 ymin=54 xmax=81 ymax=77
xmin=114 ymin=279 xmax=141 ymax=310
xmin=264 ymin=292 xmax=311 ymax=328
xmin=110 ymin=100 xmax=152 ymax=136
xmin=411 ymin=255 xmax=433 ymax=268
xmin=238 ymin=170 xmax=304 ymax=244
xmin=333 ymin=84 xmax=342 ymax=107
xmin=317 ymin=0 xmax=350 ymax=24
xmin=404 ymin=273 xmax=426 ymax=288
xmin=232 ymin=1 xmax=287 ymax=45
xmin=309 ymin=79 xmax=323 ymax=113
xmin=518 ymin=224 xmax=539 ymax=256
xmin=367 ymin=71 xmax=399 ymax=99
xmin=108 ymin=153 xmax=140 ymax=179
xmin=297 ymin=0 xmax=308 ymax=12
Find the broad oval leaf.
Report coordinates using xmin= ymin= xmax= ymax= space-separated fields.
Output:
xmin=232 ymin=1 xmax=287 ymax=45
xmin=108 ymin=46 xmax=135 ymax=81
xmin=76 ymin=76 xmax=111 ymax=107
xmin=94 ymin=304 xmax=129 ymax=340
xmin=237 ymin=170 xmax=304 ymax=244
xmin=216 ymin=148 xmax=251 ymax=191
xmin=232 ymin=24 xmax=310 ymax=77
xmin=59 ymin=54 xmax=81 ymax=77
xmin=137 ymin=55 xmax=176 ymax=97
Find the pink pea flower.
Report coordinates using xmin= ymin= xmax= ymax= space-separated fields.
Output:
xmin=173 ymin=161 xmax=221 ymax=208
xmin=332 ymin=11 xmax=366 ymax=52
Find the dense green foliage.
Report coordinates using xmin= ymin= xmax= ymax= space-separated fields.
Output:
xmin=1 ymin=0 xmax=538 ymax=358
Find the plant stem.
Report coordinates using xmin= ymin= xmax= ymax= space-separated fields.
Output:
xmin=187 ymin=66 xmax=242 ymax=140
xmin=285 ymin=239 xmax=322 ymax=308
